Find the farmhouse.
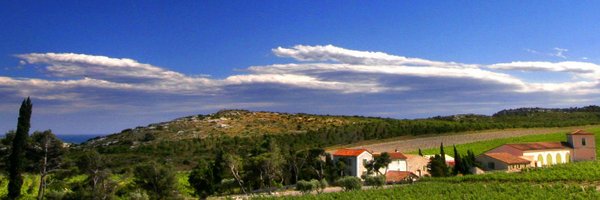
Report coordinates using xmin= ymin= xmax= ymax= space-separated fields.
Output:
xmin=477 ymin=130 xmax=596 ymax=171
xmin=374 ymin=150 xmax=408 ymax=173
xmin=333 ymin=148 xmax=430 ymax=179
xmin=405 ymin=154 xmax=430 ymax=177
xmin=332 ymin=148 xmax=373 ymax=178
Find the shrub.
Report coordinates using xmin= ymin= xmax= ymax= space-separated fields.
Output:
xmin=364 ymin=175 xmax=386 ymax=188
xmin=335 ymin=176 xmax=362 ymax=191
xmin=296 ymin=179 xmax=326 ymax=194
xmin=318 ymin=179 xmax=328 ymax=194
xmin=296 ymin=180 xmax=316 ymax=194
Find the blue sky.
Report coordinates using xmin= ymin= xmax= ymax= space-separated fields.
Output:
xmin=2 ymin=1 xmax=600 ymax=135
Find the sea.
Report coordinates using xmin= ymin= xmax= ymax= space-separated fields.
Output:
xmin=0 ymin=134 xmax=104 ymax=144
xmin=56 ymin=134 xmax=105 ymax=144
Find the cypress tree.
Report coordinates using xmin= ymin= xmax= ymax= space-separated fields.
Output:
xmin=418 ymin=148 xmax=423 ymax=156
xmin=452 ymin=145 xmax=462 ymax=175
xmin=7 ymin=97 xmax=32 ymax=199
xmin=439 ymin=142 xmax=446 ymax=164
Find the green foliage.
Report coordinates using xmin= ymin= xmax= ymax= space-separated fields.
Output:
xmin=133 ymin=162 xmax=178 ymax=200
xmin=363 ymin=175 xmax=385 ymax=188
xmin=7 ymin=97 xmax=32 ymax=199
xmin=428 ymin=161 xmax=600 ymax=183
xmin=295 ymin=179 xmax=326 ymax=195
xmin=295 ymin=180 xmax=316 ymax=194
xmin=188 ymin=156 xmax=222 ymax=198
xmin=317 ymin=179 xmax=328 ymax=194
xmin=334 ymin=176 xmax=361 ymax=191
xmin=82 ymin=107 xmax=600 ymax=172
xmin=257 ymin=182 xmax=600 ymax=200
xmin=427 ymin=154 xmax=449 ymax=177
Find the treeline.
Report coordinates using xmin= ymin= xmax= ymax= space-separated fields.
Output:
xmin=493 ymin=105 xmax=600 ymax=116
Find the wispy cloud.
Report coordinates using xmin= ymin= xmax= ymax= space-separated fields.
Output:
xmin=524 ymin=47 xmax=571 ymax=59
xmin=2 ymin=45 xmax=600 ymax=134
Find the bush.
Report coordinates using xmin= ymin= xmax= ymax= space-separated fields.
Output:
xmin=296 ymin=179 xmax=327 ymax=194
xmin=318 ymin=179 xmax=328 ymax=194
xmin=296 ymin=180 xmax=316 ymax=194
xmin=364 ymin=175 xmax=386 ymax=188
xmin=335 ymin=176 xmax=362 ymax=191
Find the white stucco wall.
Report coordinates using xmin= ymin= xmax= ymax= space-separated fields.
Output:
xmin=377 ymin=159 xmax=408 ymax=174
xmin=356 ymin=151 xmax=373 ymax=178
xmin=523 ymin=150 xmax=571 ymax=167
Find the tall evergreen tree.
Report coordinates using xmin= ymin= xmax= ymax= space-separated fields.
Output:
xmin=7 ymin=97 xmax=32 ymax=199
xmin=439 ymin=142 xmax=446 ymax=164
xmin=452 ymin=145 xmax=462 ymax=175
xmin=418 ymin=148 xmax=423 ymax=156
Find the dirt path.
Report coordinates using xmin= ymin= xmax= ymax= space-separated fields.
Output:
xmin=340 ymin=125 xmax=600 ymax=153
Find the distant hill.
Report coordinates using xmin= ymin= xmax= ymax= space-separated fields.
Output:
xmin=83 ymin=106 xmax=600 ymax=148
xmin=82 ymin=109 xmax=383 ymax=147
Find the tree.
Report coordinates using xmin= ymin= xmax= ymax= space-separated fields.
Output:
xmin=439 ymin=142 xmax=446 ymax=164
xmin=7 ymin=97 xmax=32 ymax=199
xmin=374 ymin=152 xmax=392 ymax=175
xmin=418 ymin=148 xmax=423 ymax=156
xmin=289 ymin=150 xmax=309 ymax=183
xmin=134 ymin=162 xmax=178 ymax=200
xmin=76 ymin=150 xmax=116 ymax=200
xmin=224 ymin=153 xmax=247 ymax=194
xmin=335 ymin=158 xmax=348 ymax=177
xmin=461 ymin=150 xmax=479 ymax=174
xmin=29 ymin=130 xmax=65 ymax=200
xmin=188 ymin=160 xmax=216 ymax=199
xmin=306 ymin=148 xmax=326 ymax=180
xmin=188 ymin=150 xmax=225 ymax=198
xmin=452 ymin=145 xmax=463 ymax=175
xmin=428 ymin=154 xmax=449 ymax=177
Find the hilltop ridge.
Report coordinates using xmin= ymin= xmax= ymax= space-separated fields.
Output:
xmin=83 ymin=106 xmax=600 ymax=148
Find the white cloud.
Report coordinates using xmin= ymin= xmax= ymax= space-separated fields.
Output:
xmin=552 ymin=47 xmax=568 ymax=59
xmin=489 ymin=61 xmax=600 ymax=80
xmin=273 ymin=45 xmax=478 ymax=68
xmin=3 ymin=45 xmax=600 ymax=135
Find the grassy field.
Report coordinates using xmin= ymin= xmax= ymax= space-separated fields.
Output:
xmin=412 ymin=127 xmax=600 ymax=156
xmin=258 ymin=182 xmax=600 ymax=200
xmin=427 ymin=160 xmax=600 ymax=183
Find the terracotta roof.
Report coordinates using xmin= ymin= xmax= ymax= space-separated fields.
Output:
xmin=568 ymin=130 xmax=594 ymax=135
xmin=385 ymin=171 xmax=416 ymax=183
xmin=332 ymin=148 xmax=369 ymax=157
xmin=388 ymin=152 xmax=408 ymax=160
xmin=483 ymin=153 xmax=531 ymax=164
xmin=505 ymin=142 xmax=570 ymax=151
xmin=373 ymin=152 xmax=408 ymax=160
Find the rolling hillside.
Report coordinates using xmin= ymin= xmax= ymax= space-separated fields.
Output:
xmin=82 ymin=109 xmax=381 ymax=147
xmin=72 ymin=106 xmax=600 ymax=170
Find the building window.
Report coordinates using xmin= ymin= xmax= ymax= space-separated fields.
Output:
xmin=537 ymin=155 xmax=544 ymax=166
xmin=547 ymin=154 xmax=553 ymax=165
xmin=566 ymin=153 xmax=571 ymax=163
xmin=582 ymin=138 xmax=587 ymax=146
xmin=488 ymin=162 xmax=495 ymax=169
xmin=556 ymin=153 xmax=562 ymax=164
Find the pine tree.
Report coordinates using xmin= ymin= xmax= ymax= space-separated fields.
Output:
xmin=418 ymin=148 xmax=423 ymax=156
xmin=7 ymin=97 xmax=32 ymax=199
